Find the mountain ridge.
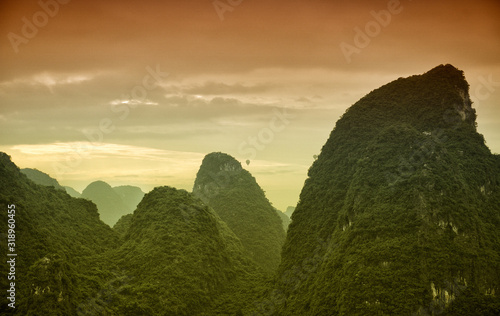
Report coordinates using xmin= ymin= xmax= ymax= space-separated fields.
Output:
xmin=274 ymin=64 xmax=500 ymax=315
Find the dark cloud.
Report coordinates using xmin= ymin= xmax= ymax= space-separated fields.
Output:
xmin=2 ymin=0 xmax=499 ymax=78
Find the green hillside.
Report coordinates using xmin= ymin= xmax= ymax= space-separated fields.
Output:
xmin=112 ymin=185 xmax=145 ymax=212
xmin=272 ymin=64 xmax=500 ymax=315
xmin=193 ymin=152 xmax=286 ymax=274
xmin=0 ymin=153 xmax=120 ymax=315
xmin=20 ymin=168 xmax=65 ymax=191
xmin=110 ymin=186 xmax=263 ymax=315
xmin=275 ymin=208 xmax=291 ymax=231
xmin=63 ymin=186 xmax=81 ymax=198
xmin=81 ymin=181 xmax=130 ymax=227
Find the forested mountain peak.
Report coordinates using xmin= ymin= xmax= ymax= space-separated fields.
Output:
xmin=112 ymin=185 xmax=145 ymax=212
xmin=275 ymin=64 xmax=500 ymax=315
xmin=193 ymin=152 xmax=246 ymax=199
xmin=83 ymin=180 xmax=114 ymax=192
xmin=81 ymin=180 xmax=129 ymax=226
xmin=199 ymin=152 xmax=243 ymax=173
xmin=193 ymin=152 xmax=286 ymax=274
xmin=113 ymin=186 xmax=260 ymax=315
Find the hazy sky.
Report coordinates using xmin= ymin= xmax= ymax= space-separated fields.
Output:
xmin=1 ymin=0 xmax=499 ymax=211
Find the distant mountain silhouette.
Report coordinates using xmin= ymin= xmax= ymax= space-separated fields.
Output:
xmin=63 ymin=186 xmax=81 ymax=198
xmin=20 ymin=167 xmax=83 ymax=199
xmin=113 ymin=185 xmax=144 ymax=212
xmin=81 ymin=181 xmax=129 ymax=226
xmin=275 ymin=208 xmax=291 ymax=231
xmin=21 ymin=167 xmax=145 ymax=227
xmin=284 ymin=206 xmax=295 ymax=217
xmin=193 ymin=152 xmax=286 ymax=274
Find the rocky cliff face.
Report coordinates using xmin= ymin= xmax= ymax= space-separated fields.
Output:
xmin=274 ymin=65 xmax=500 ymax=315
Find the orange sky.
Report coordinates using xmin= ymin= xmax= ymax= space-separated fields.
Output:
xmin=1 ymin=0 xmax=499 ymax=210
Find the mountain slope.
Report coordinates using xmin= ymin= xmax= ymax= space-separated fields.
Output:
xmin=63 ymin=186 xmax=81 ymax=198
xmin=0 ymin=153 xmax=120 ymax=315
xmin=113 ymin=213 xmax=133 ymax=237
xmin=81 ymin=181 xmax=129 ymax=226
xmin=20 ymin=168 xmax=65 ymax=191
xmin=193 ymin=152 xmax=286 ymax=274
xmin=276 ymin=208 xmax=291 ymax=231
xmin=111 ymin=186 xmax=262 ymax=315
xmin=274 ymin=208 xmax=290 ymax=232
xmin=113 ymin=185 xmax=145 ymax=212
xmin=273 ymin=65 xmax=500 ymax=315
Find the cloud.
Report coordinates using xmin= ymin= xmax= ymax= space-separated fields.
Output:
xmin=110 ymin=99 xmax=158 ymax=106
xmin=6 ymin=142 xmax=207 ymax=184
xmin=0 ymin=72 xmax=95 ymax=93
xmin=10 ymin=142 xmax=204 ymax=162
xmin=246 ymin=159 xmax=308 ymax=175
xmin=181 ymin=81 xmax=273 ymax=95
